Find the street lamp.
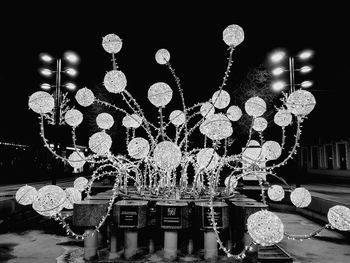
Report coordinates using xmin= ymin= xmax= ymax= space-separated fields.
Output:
xmin=38 ymin=51 xmax=79 ymax=184
xmin=269 ymin=49 xmax=314 ymax=93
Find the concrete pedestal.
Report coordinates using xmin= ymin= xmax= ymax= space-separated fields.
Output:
xmin=84 ymin=229 xmax=98 ymax=260
xmin=124 ymin=229 xmax=138 ymax=259
xmin=204 ymin=231 xmax=218 ymax=260
xmin=164 ymin=230 xmax=178 ymax=260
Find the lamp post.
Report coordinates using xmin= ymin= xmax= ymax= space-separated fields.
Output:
xmin=39 ymin=51 xmax=79 ymax=184
xmin=269 ymin=49 xmax=314 ymax=187
xmin=269 ymin=49 xmax=314 ymax=93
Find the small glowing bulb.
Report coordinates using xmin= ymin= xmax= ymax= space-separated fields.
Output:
xmin=272 ymin=67 xmax=285 ymax=76
xmin=65 ymin=82 xmax=76 ymax=90
xmin=39 ymin=53 xmax=53 ymax=63
xmin=272 ymin=81 xmax=286 ymax=91
xmin=301 ymin=80 xmax=313 ymax=88
xmin=40 ymin=83 xmax=51 ymax=90
xmin=65 ymin=68 xmax=78 ymax=77
xmin=298 ymin=49 xmax=314 ymax=60
xmin=270 ymin=51 xmax=286 ymax=63
xmin=300 ymin=66 xmax=312 ymax=73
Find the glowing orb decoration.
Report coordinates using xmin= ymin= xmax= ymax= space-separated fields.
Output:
xmin=155 ymin=48 xmax=170 ymax=65
xmin=224 ymin=175 xmax=238 ymax=191
xmin=88 ymin=131 xmax=112 ymax=155
xmin=223 ymin=24 xmax=244 ymax=47
xmin=32 ymin=185 xmax=66 ymax=217
xmin=65 ymin=109 xmax=83 ymax=127
xmin=211 ymin=90 xmax=231 ymax=109
xmin=103 ymin=70 xmax=127 ymax=94
xmin=247 ymin=210 xmax=284 ymax=246
xmin=274 ymin=109 xmax=292 ymax=127
xmin=261 ymin=141 xmax=282 ymax=161
xmin=28 ymin=91 xmax=55 ymax=114
xmin=102 ymin=33 xmax=122 ymax=54
xmin=327 ymin=205 xmax=350 ymax=231
xmin=245 ymin=96 xmax=266 ymax=117
xmin=267 ymin=185 xmax=285 ymax=201
xmin=154 ymin=141 xmax=182 ymax=171
xmin=75 ymin=87 xmax=95 ymax=107
xmin=68 ymin=151 xmax=86 ymax=169
xmin=96 ymin=113 xmax=114 ymax=130
xmin=253 ymin=117 xmax=268 ymax=132
xmin=199 ymin=113 xmax=233 ymax=140
xmin=16 ymin=185 xmax=37 ymax=205
xmin=290 ymin=187 xmax=311 ymax=208
xmin=226 ymin=105 xmax=242 ymax=121
xmin=148 ymin=82 xmax=173 ymax=107
xmin=63 ymin=187 xmax=81 ymax=209
xmin=242 ymin=141 xmax=264 ymax=165
xmin=127 ymin=137 xmax=150 ymax=159
xmin=196 ymin=148 xmax=219 ymax=171
xmin=200 ymin=102 xmax=215 ymax=117
xmin=286 ymin=90 xmax=316 ymax=116
xmin=169 ymin=110 xmax=186 ymax=126
xmin=73 ymin=177 xmax=89 ymax=192
xmin=122 ymin=114 xmax=142 ymax=128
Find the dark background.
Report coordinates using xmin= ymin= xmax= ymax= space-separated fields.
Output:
xmin=0 ymin=1 xmax=349 ymax=183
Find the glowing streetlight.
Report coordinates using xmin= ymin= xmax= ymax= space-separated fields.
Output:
xmin=298 ymin=49 xmax=314 ymax=60
xmin=40 ymin=83 xmax=52 ymax=90
xmin=272 ymin=67 xmax=285 ymax=76
xmin=64 ymin=51 xmax=80 ymax=64
xmin=301 ymin=80 xmax=313 ymax=88
xmin=39 ymin=53 xmax=53 ymax=63
xmin=64 ymin=82 xmax=77 ymax=90
xmin=272 ymin=81 xmax=286 ymax=92
xmin=270 ymin=50 xmax=286 ymax=63
xmin=299 ymin=66 xmax=312 ymax=73
xmin=39 ymin=68 xmax=53 ymax=77
xmin=65 ymin=68 xmax=78 ymax=77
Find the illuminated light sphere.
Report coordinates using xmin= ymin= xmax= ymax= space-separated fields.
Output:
xmin=96 ymin=113 xmax=114 ymax=130
xmin=199 ymin=113 xmax=233 ymax=141
xmin=155 ymin=48 xmax=170 ymax=65
xmin=267 ymin=185 xmax=285 ymax=201
xmin=169 ymin=110 xmax=186 ymax=126
xmin=88 ymin=131 xmax=112 ymax=155
xmin=75 ymin=87 xmax=95 ymax=107
xmin=226 ymin=105 xmax=242 ymax=121
xmin=200 ymin=102 xmax=215 ymax=117
xmin=253 ymin=117 xmax=268 ymax=132
xmin=261 ymin=141 xmax=282 ymax=161
xmin=224 ymin=175 xmax=238 ymax=191
xmin=103 ymin=70 xmax=127 ymax=94
xmin=286 ymin=90 xmax=316 ymax=116
xmin=102 ymin=33 xmax=122 ymax=54
xmin=16 ymin=185 xmax=37 ymax=205
xmin=242 ymin=141 xmax=264 ymax=166
xmin=148 ymin=82 xmax=173 ymax=107
xmin=65 ymin=109 xmax=83 ymax=127
xmin=154 ymin=141 xmax=182 ymax=171
xmin=274 ymin=109 xmax=292 ymax=127
xmin=196 ymin=148 xmax=219 ymax=171
xmin=290 ymin=187 xmax=311 ymax=208
xmin=28 ymin=91 xmax=55 ymax=114
xmin=32 ymin=185 xmax=66 ymax=217
xmin=122 ymin=114 xmax=142 ymax=128
xmin=247 ymin=210 xmax=284 ymax=246
xmin=73 ymin=177 xmax=89 ymax=192
xmin=327 ymin=205 xmax=350 ymax=231
xmin=211 ymin=90 xmax=231 ymax=109
xmin=245 ymin=96 xmax=267 ymax=117
xmin=63 ymin=187 xmax=81 ymax=209
xmin=223 ymin=24 xmax=244 ymax=47
xmin=68 ymin=151 xmax=86 ymax=169
xmin=127 ymin=137 xmax=150 ymax=159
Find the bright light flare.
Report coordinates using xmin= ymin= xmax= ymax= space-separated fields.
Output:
xmin=301 ymin=80 xmax=313 ymax=88
xmin=64 ymin=51 xmax=79 ymax=64
xmin=298 ymin=49 xmax=314 ymax=60
xmin=39 ymin=53 xmax=53 ymax=63
xmin=65 ymin=82 xmax=76 ymax=90
xmin=272 ymin=67 xmax=285 ymax=76
xmin=40 ymin=83 xmax=51 ymax=90
xmin=272 ymin=81 xmax=286 ymax=92
xmin=270 ymin=50 xmax=286 ymax=63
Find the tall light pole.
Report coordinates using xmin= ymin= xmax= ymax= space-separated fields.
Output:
xmin=269 ymin=49 xmax=314 ymax=93
xmin=269 ymin=48 xmax=314 ymax=187
xmin=39 ymin=51 xmax=79 ymax=184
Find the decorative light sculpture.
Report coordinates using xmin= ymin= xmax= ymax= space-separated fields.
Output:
xmin=16 ymin=185 xmax=37 ymax=205
xmin=19 ymin=24 xmax=346 ymax=259
xmin=96 ymin=113 xmax=114 ymax=130
xmin=327 ymin=205 xmax=350 ymax=231
xmin=65 ymin=109 xmax=83 ymax=127
xmin=247 ymin=210 xmax=284 ymax=246
xmin=63 ymin=187 xmax=82 ymax=209
xmin=32 ymin=185 xmax=66 ymax=217
xmin=290 ymin=187 xmax=312 ymax=208
xmin=267 ymin=185 xmax=285 ymax=201
xmin=28 ymin=91 xmax=55 ymax=114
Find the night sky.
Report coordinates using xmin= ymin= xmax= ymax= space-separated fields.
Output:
xmin=1 ymin=2 xmax=349 ymax=147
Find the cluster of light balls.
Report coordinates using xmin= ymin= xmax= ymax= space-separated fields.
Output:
xmin=24 ymin=24 xmax=350 ymax=251
xmin=15 ymin=177 xmax=88 ymax=217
